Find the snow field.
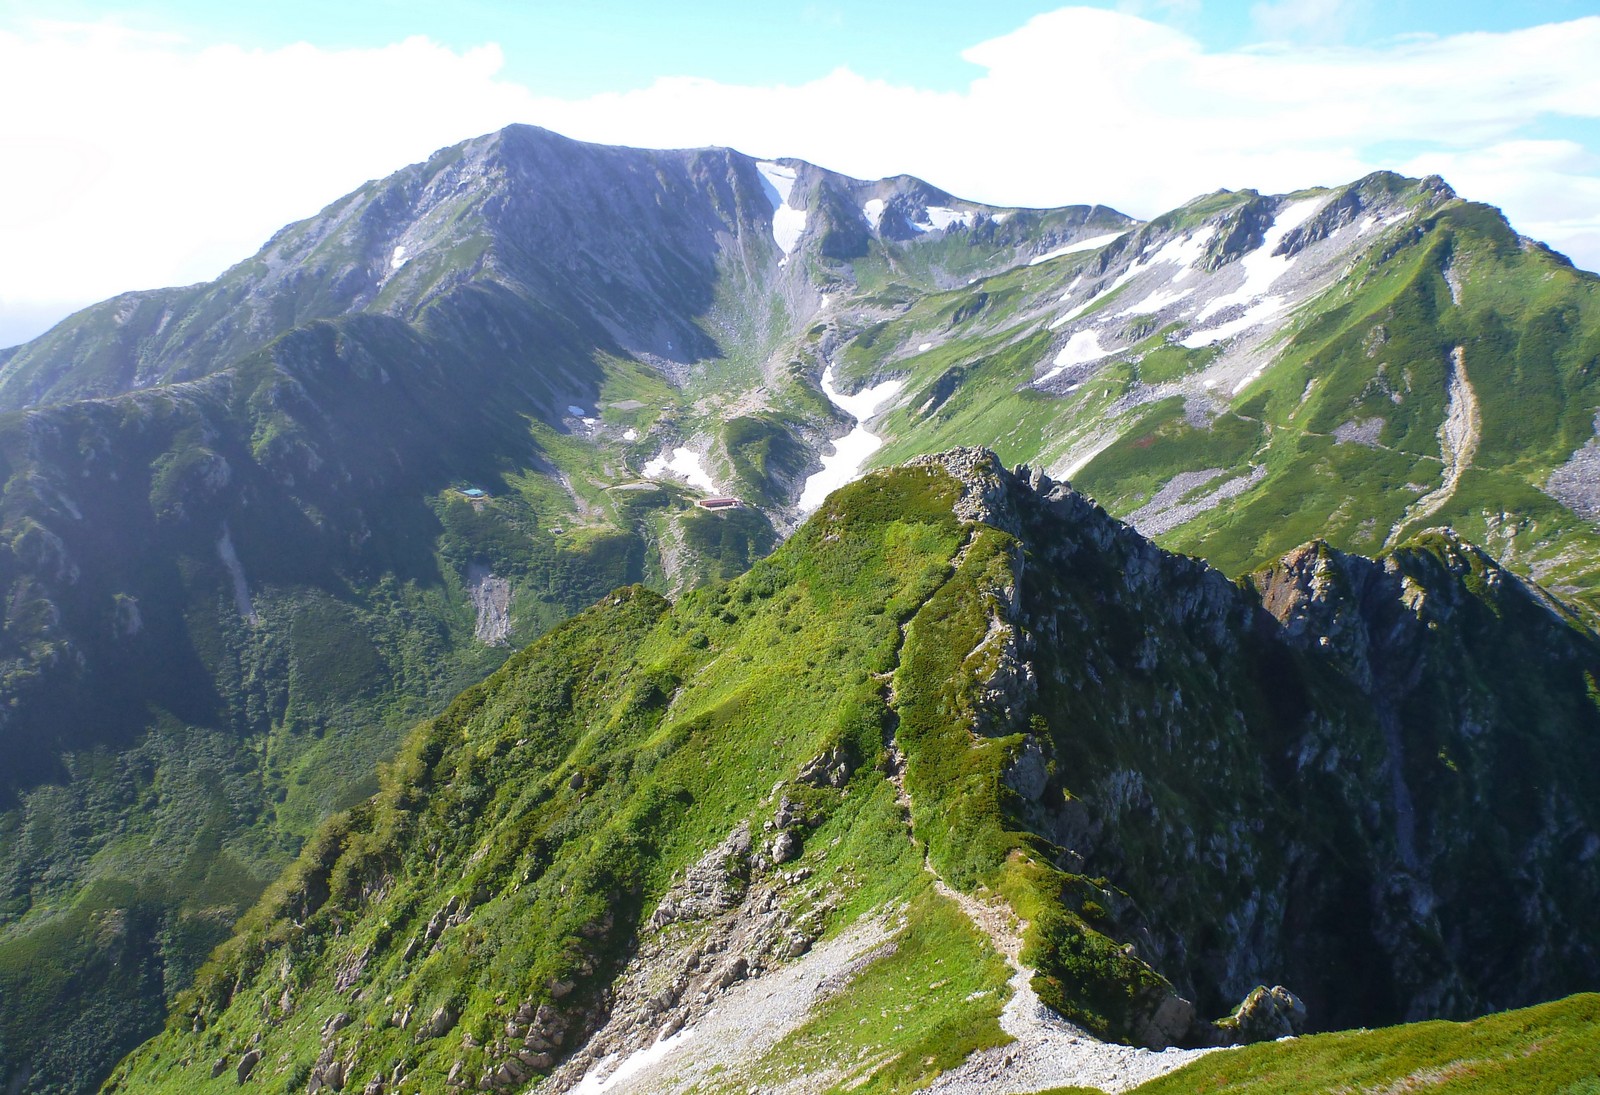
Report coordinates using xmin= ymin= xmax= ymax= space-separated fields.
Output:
xmin=797 ymin=365 xmax=905 ymax=511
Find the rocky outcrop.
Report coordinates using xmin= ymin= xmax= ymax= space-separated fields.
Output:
xmin=535 ymin=808 xmax=838 ymax=1092
xmin=1225 ymin=985 xmax=1308 ymax=1043
xmin=647 ymin=821 xmax=752 ymax=929
xmin=468 ymin=564 xmax=513 ymax=645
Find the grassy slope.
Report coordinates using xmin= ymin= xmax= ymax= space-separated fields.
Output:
xmin=0 ymin=303 xmax=756 ymax=1093
xmin=1129 ymin=993 xmax=1600 ymax=1095
xmin=817 ymin=185 xmax=1600 ymax=618
xmin=99 ymin=461 xmax=1600 ymax=1093
xmin=102 ymin=467 xmax=1024 ymax=1093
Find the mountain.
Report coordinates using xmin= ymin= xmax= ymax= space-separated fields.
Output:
xmin=0 ymin=125 xmax=1132 ymax=1095
xmin=3 ymin=122 xmax=1600 ymax=1093
xmin=101 ymin=451 xmax=1600 ymax=1093
xmin=833 ymin=175 xmax=1600 ymax=610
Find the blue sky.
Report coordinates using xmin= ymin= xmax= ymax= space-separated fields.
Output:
xmin=2 ymin=0 xmax=1599 ymax=345
xmin=20 ymin=0 xmax=1596 ymax=93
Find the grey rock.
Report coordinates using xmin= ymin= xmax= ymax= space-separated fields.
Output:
xmin=770 ymin=830 xmax=801 ymax=864
xmin=1003 ymin=736 xmax=1049 ymax=802
xmin=1131 ymin=991 xmax=1195 ymax=1049
xmin=649 ymin=821 xmax=752 ymax=927
xmin=797 ymin=745 xmax=854 ymax=788
xmin=1231 ymin=984 xmax=1308 ymax=1043
xmin=417 ymin=1004 xmax=460 ymax=1041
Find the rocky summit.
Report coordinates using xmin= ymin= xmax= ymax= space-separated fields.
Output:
xmin=1 ymin=123 xmax=1599 ymax=1093
xmin=101 ymin=452 xmax=1600 ymax=1093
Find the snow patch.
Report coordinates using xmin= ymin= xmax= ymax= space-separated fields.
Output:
xmin=1037 ymin=330 xmax=1113 ymax=385
xmin=571 ymin=1029 xmax=697 ymax=1095
xmin=1180 ymin=296 xmax=1287 ymax=349
xmin=1029 ymin=231 xmax=1125 ymax=266
xmin=643 ymin=447 xmax=717 ymax=494
xmin=623 ymin=428 xmax=638 ymax=441
xmin=862 ymin=198 xmax=885 ymax=230
xmin=918 ymin=342 xmax=933 ymax=352
xmin=1050 ymin=273 xmax=1135 ymax=330
xmin=568 ymin=405 xmax=589 ymax=417
xmin=1148 ymin=225 xmax=1216 ymax=271
xmin=389 ymin=245 xmax=407 ymax=270
xmin=756 ymin=161 xmax=806 ymax=255
xmin=1195 ymin=197 xmax=1325 ymax=322
xmin=1118 ymin=286 xmax=1194 ymax=317
xmin=1051 ymin=234 xmax=1197 ymax=329
xmin=917 ymin=206 xmax=973 ymax=232
xmin=798 ymin=366 xmax=904 ymax=511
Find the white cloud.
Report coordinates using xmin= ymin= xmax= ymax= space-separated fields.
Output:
xmin=0 ymin=22 xmax=538 ymax=340
xmin=518 ymin=8 xmax=1600 ymax=272
xmin=1403 ymin=140 xmax=1600 ymax=265
xmin=4 ymin=8 xmax=1600 ymax=346
xmin=1250 ymin=0 xmax=1370 ymax=42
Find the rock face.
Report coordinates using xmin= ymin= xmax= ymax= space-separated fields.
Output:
xmin=647 ymin=822 xmax=752 ymax=928
xmin=948 ymin=453 xmax=1600 ymax=1033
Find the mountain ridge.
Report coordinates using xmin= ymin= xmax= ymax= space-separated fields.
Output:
xmin=100 ymin=448 xmax=1600 ymax=1094
xmin=2 ymin=124 xmax=1599 ymax=1093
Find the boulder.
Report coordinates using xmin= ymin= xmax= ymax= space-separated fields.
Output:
xmin=1131 ymin=990 xmax=1195 ymax=1048
xmin=1231 ymin=984 xmax=1308 ymax=1042
xmin=770 ymin=830 xmax=801 ymax=864
xmin=417 ymin=1004 xmax=460 ymax=1041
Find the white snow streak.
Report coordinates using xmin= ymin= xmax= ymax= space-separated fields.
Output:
xmin=570 ymin=1029 xmax=697 ymax=1095
xmin=1147 ymin=225 xmax=1216 ymax=273
xmin=1180 ymin=296 xmax=1287 ymax=350
xmin=1118 ymin=286 xmax=1194 ymax=317
xmin=798 ymin=365 xmax=904 ymax=511
xmin=756 ymin=161 xmax=806 ymax=255
xmin=918 ymin=205 xmax=973 ymax=232
xmin=642 ymin=447 xmax=717 ymax=493
xmin=862 ymin=197 xmax=885 ymax=230
xmin=1194 ymin=197 xmax=1324 ymax=322
xmin=1029 ymin=231 xmax=1126 ymax=265
xmin=1049 ymin=227 xmax=1212 ymax=329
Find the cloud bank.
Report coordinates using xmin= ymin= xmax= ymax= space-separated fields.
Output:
xmin=3 ymin=8 xmax=1598 ymax=344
